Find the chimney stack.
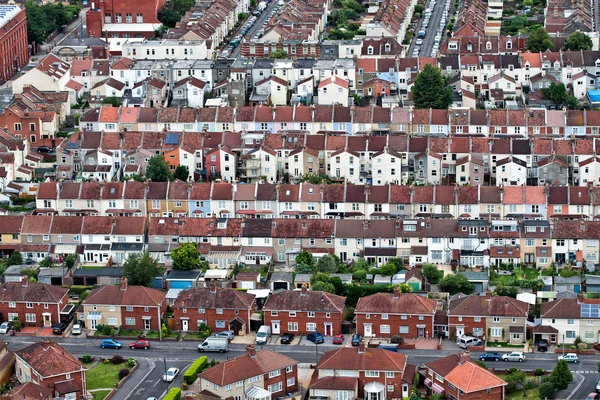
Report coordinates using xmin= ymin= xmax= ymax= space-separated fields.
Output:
xmin=393 ymin=286 xmax=399 ymax=299
xmin=21 ymin=276 xmax=28 ymax=287
xmin=459 ymin=350 xmax=470 ymax=364
xmin=485 ymin=290 xmax=492 ymax=301
xmin=358 ymin=341 xmax=365 ymax=353
xmin=120 ymin=276 xmax=128 ymax=290
xmin=301 ymin=284 xmax=308 ymax=296
xmin=578 ymin=291 xmax=584 ymax=303
xmin=246 ymin=344 xmax=256 ymax=357
xmin=209 ymin=280 xmax=218 ymax=294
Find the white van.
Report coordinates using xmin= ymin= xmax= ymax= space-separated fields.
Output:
xmin=198 ymin=337 xmax=229 ymax=352
xmin=457 ymin=336 xmax=482 ymax=349
xmin=256 ymin=325 xmax=271 ymax=344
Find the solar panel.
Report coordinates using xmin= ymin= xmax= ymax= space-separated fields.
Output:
xmin=66 ymin=142 xmax=79 ymax=149
xmin=165 ymin=133 xmax=179 ymax=145
xmin=581 ymin=303 xmax=600 ymax=318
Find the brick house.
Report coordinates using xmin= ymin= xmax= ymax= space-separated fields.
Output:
xmin=199 ymin=344 xmax=298 ymax=398
xmin=424 ymin=351 xmax=507 ymax=399
xmin=0 ymin=277 xmax=68 ymax=328
xmin=172 ymin=281 xmax=255 ymax=335
xmin=355 ymin=289 xmax=437 ymax=339
xmin=263 ymin=285 xmax=345 ymax=336
xmin=310 ymin=342 xmax=412 ymax=400
xmin=14 ymin=340 xmax=87 ymax=400
xmin=82 ymin=277 xmax=166 ymax=331
xmin=448 ymin=292 xmax=529 ymax=344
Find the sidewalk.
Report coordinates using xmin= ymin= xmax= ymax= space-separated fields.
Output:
xmin=109 ymin=358 xmax=155 ymax=400
xmin=555 ymin=372 xmax=584 ymax=400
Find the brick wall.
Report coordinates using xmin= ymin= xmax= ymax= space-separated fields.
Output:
xmin=264 ymin=310 xmax=344 ymax=336
xmin=120 ymin=300 xmax=165 ymax=331
xmin=173 ymin=306 xmax=253 ymax=334
xmin=0 ymin=8 xmax=28 ymax=84
xmin=356 ymin=313 xmax=434 ymax=339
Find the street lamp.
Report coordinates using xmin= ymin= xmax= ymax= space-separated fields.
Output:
xmin=562 ymin=334 xmax=565 ymax=356
xmin=314 ymin=341 xmax=319 ymax=365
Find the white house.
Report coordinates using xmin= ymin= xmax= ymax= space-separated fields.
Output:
xmin=495 ymin=156 xmax=527 ymax=186
xmin=13 ymin=54 xmax=71 ymax=94
xmin=172 ymin=77 xmax=208 ymax=107
xmin=328 ymin=148 xmax=361 ymax=183
xmin=371 ymin=148 xmax=403 ymax=185
xmin=317 ymin=76 xmax=349 ymax=106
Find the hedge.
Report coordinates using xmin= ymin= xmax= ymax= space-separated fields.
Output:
xmin=183 ymin=356 xmax=208 ymax=384
xmin=65 ymin=285 xmax=93 ymax=295
xmin=164 ymin=387 xmax=182 ymax=400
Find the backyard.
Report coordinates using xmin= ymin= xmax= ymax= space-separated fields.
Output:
xmin=492 ymin=267 xmax=540 ymax=285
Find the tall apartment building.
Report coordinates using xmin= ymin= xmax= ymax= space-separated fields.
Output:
xmin=86 ymin=0 xmax=165 ymax=39
xmin=0 ymin=5 xmax=29 ymax=84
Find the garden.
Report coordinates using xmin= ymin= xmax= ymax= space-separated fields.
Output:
xmin=83 ymin=354 xmax=136 ymax=400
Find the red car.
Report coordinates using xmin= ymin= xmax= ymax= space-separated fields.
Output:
xmin=129 ymin=340 xmax=150 ymax=349
xmin=333 ymin=334 xmax=344 ymax=345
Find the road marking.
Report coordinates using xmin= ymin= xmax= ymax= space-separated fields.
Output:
xmin=124 ymin=358 xmax=155 ymax=400
xmin=566 ymin=373 xmax=585 ymax=400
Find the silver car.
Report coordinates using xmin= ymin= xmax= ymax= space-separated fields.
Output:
xmin=502 ymin=352 xmax=526 ymax=362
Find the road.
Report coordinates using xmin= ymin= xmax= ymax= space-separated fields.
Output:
xmin=230 ymin=1 xmax=280 ymax=58
xmin=3 ymin=336 xmax=598 ymax=398
xmin=409 ymin=0 xmax=455 ymax=57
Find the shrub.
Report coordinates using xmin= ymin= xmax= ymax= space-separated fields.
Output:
xmin=524 ymin=379 xmax=536 ymax=390
xmin=102 ymin=325 xmax=112 ymax=335
xmin=508 ymin=367 xmax=519 ymax=375
xmin=118 ymin=368 xmax=130 ymax=379
xmin=534 ymin=368 xmax=544 ymax=376
xmin=577 ymin=342 xmax=588 ymax=351
xmin=182 ymin=382 xmax=188 ymax=390
xmin=390 ymin=334 xmax=404 ymax=344
xmin=81 ymin=354 xmax=92 ymax=364
xmin=183 ymin=356 xmax=208 ymax=384
xmin=103 ymin=359 xmax=110 ymax=364
xmin=111 ymin=355 xmax=125 ymax=364
xmin=127 ymin=358 xmax=136 ymax=368
xmin=538 ymin=381 xmax=555 ymax=399
xmin=573 ymin=336 xmax=583 ymax=347
xmin=12 ymin=318 xmax=22 ymax=332
xmin=164 ymin=387 xmax=182 ymax=400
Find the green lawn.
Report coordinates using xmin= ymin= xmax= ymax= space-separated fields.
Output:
xmin=506 ymin=388 xmax=540 ymax=399
xmin=85 ymin=362 xmax=126 ymax=390
xmin=494 ymin=268 xmax=539 ymax=285
xmin=487 ymin=341 xmax=525 ymax=348
xmin=92 ymin=390 xmax=112 ymax=400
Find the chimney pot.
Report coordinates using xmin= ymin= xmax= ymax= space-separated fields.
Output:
xmin=209 ymin=280 xmax=218 ymax=293
xmin=246 ymin=344 xmax=256 ymax=357
xmin=358 ymin=341 xmax=365 ymax=353
xmin=301 ymin=284 xmax=308 ymax=296
xmin=485 ymin=290 xmax=492 ymax=300
xmin=578 ymin=291 xmax=584 ymax=303
xmin=21 ymin=275 xmax=28 ymax=287
xmin=120 ymin=276 xmax=127 ymax=290
xmin=393 ymin=286 xmax=399 ymax=299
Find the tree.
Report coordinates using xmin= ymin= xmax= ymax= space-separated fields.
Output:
xmin=412 ymin=64 xmax=452 ymax=109
xmin=395 ymin=283 xmax=412 ymax=293
xmin=146 ymin=155 xmax=171 ymax=182
xmin=563 ymin=31 xmax=593 ymax=51
xmin=157 ymin=7 xmax=181 ymax=27
xmin=550 ymin=359 xmax=573 ymax=390
xmin=475 ymin=360 xmax=487 ymax=369
xmin=566 ymin=95 xmax=578 ymax=110
xmin=314 ymin=255 xmax=339 ymax=273
xmin=124 ymin=251 xmax=164 ymax=287
xmin=311 ymin=281 xmax=336 ymax=293
xmin=172 ymin=166 xmax=189 ymax=182
xmin=438 ymin=274 xmax=475 ymax=295
xmin=268 ymin=49 xmax=289 ymax=59
xmin=422 ymin=264 xmax=443 ymax=284
xmin=379 ymin=262 xmax=398 ymax=276
xmin=505 ymin=369 xmax=527 ymax=392
xmin=296 ymin=251 xmax=315 ymax=268
xmin=39 ymin=257 xmax=54 ymax=269
xmin=64 ymin=254 xmax=77 ymax=270
xmin=171 ymin=243 xmax=200 ymax=271
xmin=541 ymin=82 xmax=567 ymax=106
xmin=538 ymin=381 xmax=555 ymax=399
xmin=101 ymin=97 xmax=123 ymax=107
xmin=7 ymin=251 xmax=22 ymax=267
xmin=526 ymin=27 xmax=554 ymax=52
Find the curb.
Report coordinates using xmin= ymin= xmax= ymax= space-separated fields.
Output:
xmin=104 ymin=359 xmax=140 ymax=400
xmin=565 ymin=372 xmax=585 ymax=400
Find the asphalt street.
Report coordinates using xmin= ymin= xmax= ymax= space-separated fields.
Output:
xmin=230 ymin=1 xmax=280 ymax=58
xmin=4 ymin=336 xmax=599 ymax=398
xmin=409 ymin=0 xmax=454 ymax=57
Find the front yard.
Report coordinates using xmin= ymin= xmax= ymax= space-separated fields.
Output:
xmin=84 ymin=358 xmax=134 ymax=400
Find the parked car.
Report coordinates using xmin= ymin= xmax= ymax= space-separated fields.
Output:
xmin=332 ymin=334 xmax=344 ymax=345
xmin=213 ymin=330 xmax=234 ymax=340
xmin=558 ymin=353 xmax=579 ymax=363
xmin=596 ymin=378 xmax=600 ymax=392
xmin=130 ymin=340 xmax=150 ymax=349
xmin=457 ymin=336 xmax=482 ymax=349
xmin=594 ymin=342 xmax=600 ymax=352
xmin=280 ymin=332 xmax=295 ymax=344
xmin=37 ymin=146 xmax=53 ymax=153
xmin=162 ymin=367 xmax=180 ymax=382
xmin=502 ymin=352 xmax=525 ymax=362
xmin=479 ymin=352 xmax=501 ymax=361
xmin=415 ymin=38 xmax=423 ymax=45
xmin=53 ymin=323 xmax=68 ymax=335
xmin=0 ymin=322 xmax=11 ymax=334
xmin=351 ymin=334 xmax=362 ymax=347
xmin=586 ymin=393 xmax=598 ymax=399
xmin=537 ymin=339 xmax=548 ymax=352
xmin=71 ymin=323 xmax=82 ymax=336
xmin=101 ymin=339 xmax=122 ymax=349
xmin=306 ymin=332 xmax=324 ymax=344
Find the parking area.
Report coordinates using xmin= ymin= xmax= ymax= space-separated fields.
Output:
xmin=410 ymin=0 xmax=455 ymax=57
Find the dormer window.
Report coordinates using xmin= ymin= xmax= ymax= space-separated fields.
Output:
xmin=486 ymin=41 xmax=492 ymax=50
xmin=466 ymin=42 xmax=473 ymax=52
xmin=384 ymin=43 xmax=391 ymax=52
xmin=448 ymin=41 xmax=458 ymax=50
xmin=367 ymin=46 xmax=374 ymax=55
xmin=506 ymin=39 xmax=512 ymax=49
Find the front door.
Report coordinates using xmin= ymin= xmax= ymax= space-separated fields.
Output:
xmin=90 ymin=319 xmax=97 ymax=330
xmin=272 ymin=321 xmax=280 ymax=335
xmin=144 ymin=318 xmax=151 ymax=330
xmin=182 ymin=319 xmax=189 ymax=331
xmin=550 ymin=334 xmax=557 ymax=344
xmin=418 ymin=327 xmax=425 ymax=338
xmin=43 ymin=314 xmax=51 ymax=327
xmin=324 ymin=323 xmax=332 ymax=336
xmin=456 ymin=327 xmax=464 ymax=338
xmin=364 ymin=323 xmax=373 ymax=337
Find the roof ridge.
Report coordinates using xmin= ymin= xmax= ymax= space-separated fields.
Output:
xmin=321 ymin=291 xmax=343 ymax=312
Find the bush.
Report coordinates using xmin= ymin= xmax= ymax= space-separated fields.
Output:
xmin=183 ymin=356 xmax=208 ymax=384
xmin=538 ymin=381 xmax=555 ymax=399
xmin=164 ymin=387 xmax=182 ymax=400
xmin=390 ymin=334 xmax=404 ymax=344
xmin=118 ymin=368 xmax=130 ymax=379
xmin=577 ymin=342 xmax=588 ymax=351
xmin=534 ymin=368 xmax=544 ymax=376
xmin=12 ymin=318 xmax=22 ymax=332
xmin=82 ymin=354 xmax=92 ymax=363
xmin=102 ymin=325 xmax=112 ymax=335
xmin=111 ymin=355 xmax=125 ymax=364
xmin=103 ymin=359 xmax=110 ymax=364
xmin=128 ymin=358 xmax=136 ymax=368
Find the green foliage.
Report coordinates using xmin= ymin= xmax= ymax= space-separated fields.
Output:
xmin=171 ymin=242 xmax=200 ymax=271
xmin=102 ymin=325 xmax=112 ymax=335
xmin=163 ymin=387 xmax=182 ymax=400
xmin=438 ymin=274 xmax=475 ymax=295
xmin=344 ymin=284 xmax=393 ymax=307
xmin=538 ymin=381 xmax=555 ymax=399
xmin=295 ymin=263 xmax=314 ymax=274
xmin=395 ymin=283 xmax=412 ymax=293
xmin=314 ymin=255 xmax=339 ymax=273
xmin=7 ymin=251 xmax=22 ymax=267
xmin=505 ymin=369 xmax=527 ymax=393
xmin=39 ymin=257 xmax=54 ymax=269
xmin=534 ymin=368 xmax=544 ymax=376
xmin=111 ymin=355 xmax=125 ymax=364
xmin=422 ymin=264 xmax=443 ymax=284
xmin=494 ymin=285 xmax=519 ymax=298
xmin=158 ymin=0 xmax=194 ymax=27
xmin=550 ymin=359 xmax=573 ymax=390
xmin=501 ymin=14 xmax=540 ymax=35
xmin=12 ymin=317 xmax=22 ymax=332
xmin=475 ymin=360 xmax=487 ymax=369
xmin=412 ymin=64 xmax=453 ymax=109
xmin=82 ymin=354 xmax=92 ymax=363
xmin=352 ymin=269 xmax=368 ymax=281
xmin=566 ymin=95 xmax=579 ymax=110
xmin=430 ymin=395 xmax=444 ymax=400
xmin=378 ymin=262 xmax=399 ymax=276
xmin=24 ymin=1 xmax=81 ymax=45
xmin=172 ymin=166 xmax=189 ymax=182
xmin=198 ymin=322 xmax=211 ymax=338
xmin=161 ymin=323 xmax=168 ymax=337
xmin=124 ymin=251 xmax=164 ymax=287
xmin=527 ymin=27 xmax=554 ymax=52
xmin=118 ymin=368 xmax=129 ymax=379
xmin=146 ymin=155 xmax=171 ymax=182
xmin=183 ymin=356 xmax=208 ymax=384
xmin=127 ymin=358 xmax=136 ymax=368
xmin=296 ymin=251 xmax=315 ymax=268
xmin=238 ymin=12 xmax=248 ymax=20
xmin=414 ymin=4 xmax=424 ymax=13
xmin=64 ymin=254 xmax=77 ymax=270
xmin=559 ymin=268 xmax=578 ymax=278
xmin=311 ymin=281 xmax=336 ymax=293
xmin=563 ymin=31 xmax=593 ymax=51
xmin=298 ymin=173 xmax=338 ymax=184
xmin=101 ymin=97 xmax=123 ymax=107
xmin=268 ymin=49 xmax=289 ymax=59
xmin=573 ymin=336 xmax=583 ymax=347
xmin=542 ymin=82 xmax=567 ymax=106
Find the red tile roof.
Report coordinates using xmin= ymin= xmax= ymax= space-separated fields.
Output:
xmin=85 ymin=282 xmax=166 ymax=306
xmin=263 ymin=290 xmax=345 ymax=312
xmin=445 ymin=361 xmax=507 ymax=393
xmin=15 ymin=340 xmax=83 ymax=377
xmin=356 ymin=293 xmax=436 ymax=314
xmin=317 ymin=346 xmax=407 ymax=372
